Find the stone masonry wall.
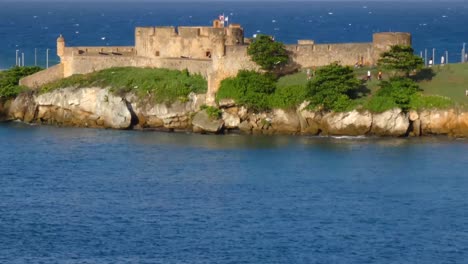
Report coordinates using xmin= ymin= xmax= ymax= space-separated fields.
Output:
xmin=19 ymin=64 xmax=64 ymax=88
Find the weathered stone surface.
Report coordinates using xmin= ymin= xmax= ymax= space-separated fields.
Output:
xmin=9 ymin=93 xmax=37 ymax=123
xmin=35 ymin=87 xmax=131 ymax=129
xmin=238 ymin=106 xmax=248 ymax=120
xmin=298 ymin=109 xmax=321 ymax=135
xmin=238 ymin=120 xmax=252 ymax=133
xmin=192 ymin=110 xmax=224 ymax=133
xmin=271 ymin=109 xmax=300 ymax=134
xmin=126 ymin=92 xmax=204 ymax=129
xmin=218 ymin=98 xmax=236 ymax=108
xmin=410 ymin=119 xmax=421 ymax=137
xmin=0 ymin=99 xmax=13 ymax=121
xmin=371 ymin=108 xmax=409 ymax=136
xmin=420 ymin=109 xmax=468 ymax=137
xmin=222 ymin=111 xmax=240 ymax=128
xmin=409 ymin=110 xmax=419 ymax=121
xmin=321 ymin=110 xmax=372 ymax=136
xmin=420 ymin=109 xmax=457 ymax=135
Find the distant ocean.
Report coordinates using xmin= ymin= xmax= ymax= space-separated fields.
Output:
xmin=0 ymin=1 xmax=468 ymax=69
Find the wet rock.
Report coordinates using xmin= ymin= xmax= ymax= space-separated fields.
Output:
xmin=192 ymin=110 xmax=224 ymax=133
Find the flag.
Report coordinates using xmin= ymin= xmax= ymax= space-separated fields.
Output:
xmin=225 ymin=16 xmax=229 ymax=22
xmin=219 ymin=14 xmax=224 ymax=21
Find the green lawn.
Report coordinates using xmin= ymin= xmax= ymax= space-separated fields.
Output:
xmin=40 ymin=67 xmax=207 ymax=103
xmin=418 ymin=63 xmax=468 ymax=103
xmin=278 ymin=64 xmax=468 ymax=104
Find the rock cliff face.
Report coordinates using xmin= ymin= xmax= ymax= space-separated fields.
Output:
xmin=35 ymin=87 xmax=132 ymax=129
xmin=1 ymin=88 xmax=468 ymax=137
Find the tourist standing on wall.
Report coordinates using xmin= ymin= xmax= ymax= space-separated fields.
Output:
xmin=441 ymin=56 xmax=445 ymax=66
xmin=429 ymin=57 xmax=433 ymax=67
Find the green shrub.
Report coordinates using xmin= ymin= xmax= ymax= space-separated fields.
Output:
xmin=0 ymin=66 xmax=42 ymax=99
xmin=216 ymin=70 xmax=276 ymax=111
xmin=200 ymin=105 xmax=222 ymax=119
xmin=269 ymin=84 xmax=308 ymax=109
xmin=306 ymin=62 xmax=361 ymax=111
xmin=40 ymin=67 xmax=207 ymax=103
xmin=376 ymin=77 xmax=419 ymax=110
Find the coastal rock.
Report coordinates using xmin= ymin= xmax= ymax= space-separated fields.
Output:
xmin=35 ymin=87 xmax=131 ymax=129
xmin=371 ymin=108 xmax=409 ymax=136
xmin=9 ymin=93 xmax=37 ymax=123
xmin=420 ymin=109 xmax=457 ymax=135
xmin=410 ymin=119 xmax=422 ymax=137
xmin=125 ymin=93 xmax=205 ymax=130
xmin=409 ymin=110 xmax=419 ymax=121
xmin=0 ymin=99 xmax=13 ymax=121
xmin=222 ymin=111 xmax=240 ymax=129
xmin=238 ymin=120 xmax=252 ymax=133
xmin=321 ymin=110 xmax=372 ymax=136
xmin=420 ymin=109 xmax=468 ymax=137
xmin=192 ymin=110 xmax=224 ymax=133
xmin=218 ymin=98 xmax=236 ymax=108
xmin=298 ymin=109 xmax=321 ymax=135
xmin=271 ymin=109 xmax=300 ymax=134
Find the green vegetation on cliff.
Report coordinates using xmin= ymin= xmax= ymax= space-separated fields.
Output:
xmin=40 ymin=67 xmax=207 ymax=103
xmin=0 ymin=66 xmax=42 ymax=99
xmin=218 ymin=62 xmax=467 ymax=113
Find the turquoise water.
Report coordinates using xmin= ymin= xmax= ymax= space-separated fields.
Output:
xmin=1 ymin=122 xmax=467 ymax=263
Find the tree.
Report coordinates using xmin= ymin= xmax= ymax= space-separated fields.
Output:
xmin=306 ymin=62 xmax=361 ymax=111
xmin=0 ymin=66 xmax=42 ymax=99
xmin=216 ymin=70 xmax=276 ymax=110
xmin=377 ymin=45 xmax=424 ymax=77
xmin=376 ymin=77 xmax=419 ymax=110
xmin=247 ymin=35 xmax=289 ymax=72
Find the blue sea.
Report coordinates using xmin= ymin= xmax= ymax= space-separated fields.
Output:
xmin=1 ymin=1 xmax=468 ymax=263
xmin=1 ymin=123 xmax=467 ymax=263
xmin=0 ymin=1 xmax=468 ymax=68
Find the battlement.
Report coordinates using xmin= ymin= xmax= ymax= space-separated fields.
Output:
xmin=64 ymin=46 xmax=135 ymax=57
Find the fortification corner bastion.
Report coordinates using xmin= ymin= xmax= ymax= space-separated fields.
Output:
xmin=19 ymin=20 xmax=412 ymax=104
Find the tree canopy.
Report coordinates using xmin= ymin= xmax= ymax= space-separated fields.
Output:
xmin=306 ymin=62 xmax=361 ymax=111
xmin=247 ymin=35 xmax=289 ymax=72
xmin=377 ymin=45 xmax=424 ymax=76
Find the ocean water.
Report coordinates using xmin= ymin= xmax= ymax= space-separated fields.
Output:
xmin=0 ymin=1 xmax=468 ymax=68
xmin=0 ymin=122 xmax=467 ymax=263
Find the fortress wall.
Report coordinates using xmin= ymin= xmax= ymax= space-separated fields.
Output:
xmin=19 ymin=64 xmax=64 ymax=89
xmin=157 ymin=58 xmax=212 ymax=78
xmin=65 ymin=55 xmax=212 ymax=78
xmin=178 ymin=27 xmax=201 ymax=38
xmin=287 ymin=43 xmax=374 ymax=67
xmin=64 ymin=46 xmax=135 ymax=56
xmin=286 ymin=43 xmax=374 ymax=68
xmin=134 ymin=26 xmax=242 ymax=61
xmin=220 ymin=45 xmax=258 ymax=74
xmin=66 ymin=56 xmax=144 ymax=76
xmin=372 ymin=32 xmax=412 ymax=60
xmin=225 ymin=27 xmax=244 ymax=45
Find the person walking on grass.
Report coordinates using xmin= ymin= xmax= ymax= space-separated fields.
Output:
xmin=367 ymin=70 xmax=371 ymax=81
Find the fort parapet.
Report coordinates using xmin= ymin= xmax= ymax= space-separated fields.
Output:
xmin=20 ymin=20 xmax=412 ymax=104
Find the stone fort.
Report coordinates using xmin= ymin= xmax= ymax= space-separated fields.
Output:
xmin=20 ymin=20 xmax=412 ymax=104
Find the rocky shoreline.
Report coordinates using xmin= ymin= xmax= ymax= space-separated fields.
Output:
xmin=1 ymin=87 xmax=467 ymax=138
